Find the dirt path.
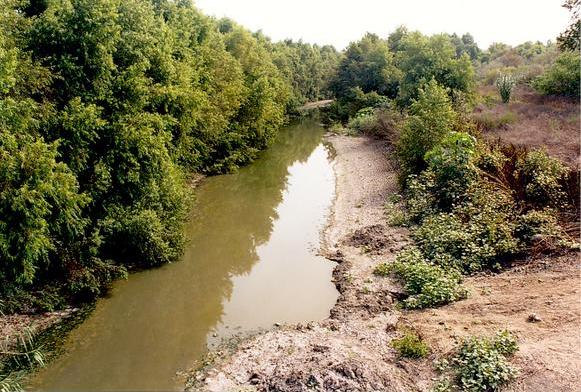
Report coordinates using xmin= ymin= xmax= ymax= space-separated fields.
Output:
xmin=190 ymin=134 xmax=581 ymax=392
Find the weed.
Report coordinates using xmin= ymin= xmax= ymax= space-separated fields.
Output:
xmin=391 ymin=330 xmax=429 ymax=359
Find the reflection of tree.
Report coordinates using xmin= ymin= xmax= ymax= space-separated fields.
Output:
xmin=32 ymin=119 xmax=327 ymax=391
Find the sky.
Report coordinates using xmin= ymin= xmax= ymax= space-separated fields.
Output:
xmin=195 ymin=0 xmax=571 ymax=50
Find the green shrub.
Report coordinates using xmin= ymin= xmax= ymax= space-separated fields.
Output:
xmin=495 ymin=74 xmax=517 ymax=103
xmin=404 ymin=171 xmax=437 ymax=223
xmin=414 ymin=184 xmax=521 ymax=272
xmin=378 ymin=247 xmax=468 ymax=309
xmin=453 ymin=331 xmax=518 ymax=391
xmin=533 ymin=51 xmax=580 ymax=98
xmin=391 ymin=330 xmax=429 ymax=358
xmin=397 ymin=80 xmax=458 ymax=177
xmin=424 ymin=132 xmax=478 ymax=209
xmin=516 ymin=209 xmax=578 ymax=251
xmin=518 ymin=150 xmax=570 ymax=208
xmin=347 ymin=107 xmax=377 ymax=132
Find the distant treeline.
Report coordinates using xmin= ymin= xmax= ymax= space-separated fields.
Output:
xmin=0 ymin=0 xmax=339 ymax=312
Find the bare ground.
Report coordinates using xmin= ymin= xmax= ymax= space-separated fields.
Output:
xmin=191 ymin=134 xmax=581 ymax=392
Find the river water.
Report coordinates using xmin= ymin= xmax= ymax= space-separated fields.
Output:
xmin=30 ymin=119 xmax=338 ymax=391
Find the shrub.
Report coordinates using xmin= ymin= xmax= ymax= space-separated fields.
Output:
xmin=533 ymin=51 xmax=580 ymax=98
xmin=378 ymin=247 xmax=468 ymax=309
xmin=397 ymin=80 xmax=458 ymax=177
xmin=347 ymin=107 xmax=377 ymax=132
xmin=516 ymin=209 xmax=578 ymax=251
xmin=518 ymin=150 xmax=570 ymax=208
xmin=391 ymin=330 xmax=429 ymax=358
xmin=424 ymin=132 xmax=478 ymax=209
xmin=414 ymin=184 xmax=521 ymax=272
xmin=404 ymin=171 xmax=437 ymax=222
xmin=453 ymin=331 xmax=518 ymax=391
xmin=495 ymin=74 xmax=517 ymax=103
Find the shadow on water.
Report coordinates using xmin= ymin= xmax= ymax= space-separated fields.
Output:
xmin=29 ymin=119 xmax=338 ymax=391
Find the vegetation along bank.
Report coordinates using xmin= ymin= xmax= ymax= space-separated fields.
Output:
xmin=1 ymin=0 xmax=579 ymax=390
xmin=193 ymin=5 xmax=581 ymax=392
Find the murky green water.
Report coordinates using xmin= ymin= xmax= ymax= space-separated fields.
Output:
xmin=29 ymin=119 xmax=338 ymax=391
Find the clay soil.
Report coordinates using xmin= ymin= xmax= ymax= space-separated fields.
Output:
xmin=190 ymin=134 xmax=580 ymax=392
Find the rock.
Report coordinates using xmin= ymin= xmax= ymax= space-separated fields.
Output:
xmin=528 ymin=313 xmax=542 ymax=322
xmin=274 ymin=322 xmax=281 ymax=327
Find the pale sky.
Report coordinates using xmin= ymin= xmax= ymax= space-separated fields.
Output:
xmin=195 ymin=0 xmax=570 ymax=50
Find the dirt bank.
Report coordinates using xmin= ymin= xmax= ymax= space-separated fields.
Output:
xmin=190 ymin=134 xmax=581 ymax=392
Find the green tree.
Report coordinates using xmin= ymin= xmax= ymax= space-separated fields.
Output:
xmin=330 ymin=33 xmax=401 ymax=99
xmin=395 ymin=32 xmax=474 ymax=106
xmin=397 ymin=80 xmax=458 ymax=177
xmin=558 ymin=0 xmax=580 ymax=51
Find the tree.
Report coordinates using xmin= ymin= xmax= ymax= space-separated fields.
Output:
xmin=396 ymin=80 xmax=458 ymax=176
xmin=558 ymin=0 xmax=580 ymax=51
xmin=395 ymin=32 xmax=474 ymax=106
xmin=330 ymin=33 xmax=401 ymax=99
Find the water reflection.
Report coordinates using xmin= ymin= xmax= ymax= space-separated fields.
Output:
xmin=30 ymin=119 xmax=338 ymax=391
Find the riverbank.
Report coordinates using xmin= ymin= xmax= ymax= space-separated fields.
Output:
xmin=190 ymin=133 xmax=580 ymax=391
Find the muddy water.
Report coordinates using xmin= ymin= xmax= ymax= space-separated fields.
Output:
xmin=29 ymin=119 xmax=338 ymax=391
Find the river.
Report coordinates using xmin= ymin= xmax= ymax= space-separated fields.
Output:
xmin=29 ymin=119 xmax=338 ymax=391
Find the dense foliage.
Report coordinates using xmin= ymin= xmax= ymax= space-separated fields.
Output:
xmin=0 ymin=0 xmax=338 ymax=312
xmin=326 ymin=29 xmax=475 ymax=121
xmin=533 ymin=51 xmax=580 ymax=98
xmin=432 ymin=330 xmax=519 ymax=392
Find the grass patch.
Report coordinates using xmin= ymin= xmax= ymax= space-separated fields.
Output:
xmin=391 ymin=329 xmax=429 ymax=359
xmin=472 ymin=111 xmax=518 ymax=131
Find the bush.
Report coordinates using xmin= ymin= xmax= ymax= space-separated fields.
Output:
xmin=413 ymin=184 xmax=521 ymax=272
xmin=404 ymin=171 xmax=437 ymax=222
xmin=347 ymin=107 xmax=377 ymax=132
xmin=516 ymin=209 xmax=578 ymax=251
xmin=391 ymin=330 xmax=429 ymax=358
xmin=495 ymin=74 xmax=517 ymax=103
xmin=533 ymin=51 xmax=580 ymax=98
xmin=518 ymin=150 xmax=570 ymax=208
xmin=397 ymin=80 xmax=458 ymax=177
xmin=376 ymin=247 xmax=468 ymax=309
xmin=453 ymin=331 xmax=518 ymax=391
xmin=424 ymin=132 xmax=478 ymax=209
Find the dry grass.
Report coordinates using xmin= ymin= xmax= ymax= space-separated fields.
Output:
xmin=473 ymin=85 xmax=580 ymax=168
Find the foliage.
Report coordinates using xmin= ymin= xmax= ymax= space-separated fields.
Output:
xmin=391 ymin=330 xmax=429 ymax=358
xmin=452 ymin=331 xmax=518 ymax=391
xmin=495 ymin=74 xmax=516 ymax=103
xmin=330 ymin=33 xmax=401 ymax=99
xmin=424 ymin=132 xmax=478 ymax=208
xmin=1 ymin=327 xmax=45 ymax=392
xmin=533 ymin=51 xmax=580 ymax=98
xmin=396 ymin=80 xmax=458 ymax=177
xmin=413 ymin=184 xmax=521 ymax=273
xmin=557 ymin=0 xmax=580 ymax=51
xmin=394 ymin=31 xmax=475 ymax=106
xmin=376 ymin=247 xmax=468 ymax=309
xmin=1 ymin=0 xmax=340 ymax=312
xmin=518 ymin=150 xmax=570 ymax=208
